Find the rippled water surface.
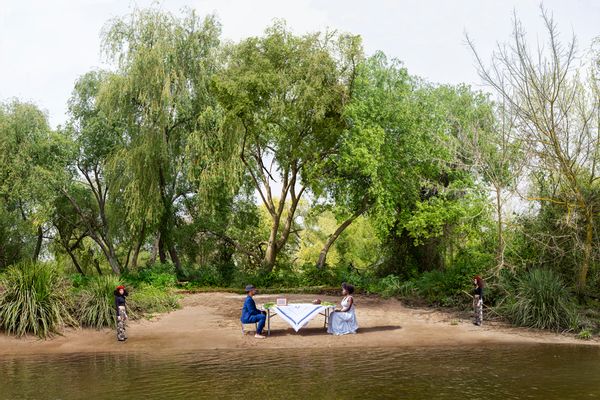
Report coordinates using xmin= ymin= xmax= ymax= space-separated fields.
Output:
xmin=1 ymin=344 xmax=599 ymax=399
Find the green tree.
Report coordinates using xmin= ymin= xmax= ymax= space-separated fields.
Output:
xmin=100 ymin=8 xmax=227 ymax=274
xmin=0 ymin=100 xmax=70 ymax=265
xmin=215 ymin=22 xmax=362 ymax=272
xmin=64 ymin=71 xmax=125 ymax=274
xmin=313 ymin=52 xmax=411 ymax=268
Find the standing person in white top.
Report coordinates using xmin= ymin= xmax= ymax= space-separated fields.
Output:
xmin=327 ymin=282 xmax=358 ymax=335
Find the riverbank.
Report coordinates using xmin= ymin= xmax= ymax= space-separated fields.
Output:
xmin=0 ymin=292 xmax=595 ymax=356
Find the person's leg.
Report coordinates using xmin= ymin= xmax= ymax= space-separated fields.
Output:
xmin=246 ymin=314 xmax=267 ymax=337
xmin=256 ymin=314 xmax=266 ymax=334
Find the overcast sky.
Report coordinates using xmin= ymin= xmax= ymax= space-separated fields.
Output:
xmin=1 ymin=0 xmax=599 ymax=128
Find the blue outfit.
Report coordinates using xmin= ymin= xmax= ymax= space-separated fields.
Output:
xmin=241 ymin=295 xmax=266 ymax=334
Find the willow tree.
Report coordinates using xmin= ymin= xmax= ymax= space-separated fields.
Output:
xmin=468 ymin=10 xmax=600 ymax=291
xmin=215 ymin=22 xmax=362 ymax=272
xmin=99 ymin=8 xmax=224 ymax=274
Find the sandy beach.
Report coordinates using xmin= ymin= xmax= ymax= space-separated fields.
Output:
xmin=0 ymin=292 xmax=594 ymax=356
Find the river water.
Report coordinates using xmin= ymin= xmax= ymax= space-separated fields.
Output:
xmin=1 ymin=344 xmax=599 ymax=399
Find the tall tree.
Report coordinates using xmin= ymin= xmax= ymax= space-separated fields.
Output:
xmin=462 ymin=98 xmax=524 ymax=273
xmin=468 ymin=9 xmax=600 ymax=292
xmin=0 ymin=101 xmax=69 ymax=264
xmin=100 ymin=8 xmax=225 ymax=274
xmin=65 ymin=71 xmax=124 ymax=274
xmin=313 ymin=52 xmax=411 ymax=269
xmin=215 ymin=22 xmax=362 ymax=272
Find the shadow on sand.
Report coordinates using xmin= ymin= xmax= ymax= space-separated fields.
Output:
xmin=266 ymin=325 xmax=402 ymax=337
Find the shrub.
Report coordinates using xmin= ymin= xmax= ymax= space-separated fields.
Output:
xmin=299 ymin=263 xmax=336 ymax=287
xmin=183 ymin=264 xmax=225 ymax=287
xmin=128 ymin=263 xmax=177 ymax=289
xmin=577 ymin=329 xmax=592 ymax=340
xmin=128 ymin=285 xmax=180 ymax=315
xmin=0 ymin=262 xmax=75 ymax=338
xmin=376 ymin=275 xmax=417 ymax=298
xmin=496 ymin=269 xmax=579 ymax=331
xmin=69 ymin=273 xmax=89 ymax=289
xmin=74 ymin=275 xmax=121 ymax=329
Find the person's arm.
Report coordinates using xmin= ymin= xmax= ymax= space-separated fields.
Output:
xmin=242 ymin=297 xmax=250 ymax=315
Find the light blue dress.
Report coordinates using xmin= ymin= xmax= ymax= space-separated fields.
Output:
xmin=327 ymin=296 xmax=358 ymax=335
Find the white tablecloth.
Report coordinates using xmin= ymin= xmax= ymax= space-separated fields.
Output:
xmin=272 ymin=304 xmax=333 ymax=332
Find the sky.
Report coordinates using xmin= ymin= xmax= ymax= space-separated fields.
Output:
xmin=1 ymin=0 xmax=599 ymax=128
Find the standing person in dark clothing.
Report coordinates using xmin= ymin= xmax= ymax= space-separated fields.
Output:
xmin=472 ymin=276 xmax=484 ymax=326
xmin=114 ymin=285 xmax=128 ymax=341
xmin=240 ymin=285 xmax=267 ymax=339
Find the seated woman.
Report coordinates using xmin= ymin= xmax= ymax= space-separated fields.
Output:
xmin=327 ymin=283 xmax=358 ymax=335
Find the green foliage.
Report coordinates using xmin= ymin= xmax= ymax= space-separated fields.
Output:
xmin=128 ymin=285 xmax=180 ymax=315
xmin=0 ymin=262 xmax=75 ymax=338
xmin=0 ymin=9 xmax=597 ymax=336
xmin=577 ymin=329 xmax=593 ymax=340
xmin=74 ymin=275 xmax=121 ymax=329
xmin=214 ymin=21 xmax=362 ymax=271
xmin=126 ymin=263 xmax=178 ymax=289
xmin=376 ymin=275 xmax=414 ymax=298
xmin=181 ymin=264 xmax=224 ymax=287
xmin=496 ymin=269 xmax=579 ymax=331
xmin=0 ymin=101 xmax=71 ymax=267
xmin=298 ymin=263 xmax=337 ymax=287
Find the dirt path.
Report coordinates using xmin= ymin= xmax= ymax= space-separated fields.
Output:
xmin=0 ymin=293 xmax=594 ymax=356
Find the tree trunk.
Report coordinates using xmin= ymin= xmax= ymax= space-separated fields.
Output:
xmin=123 ymin=247 xmax=132 ymax=273
xmin=262 ymin=216 xmax=281 ymax=272
xmin=62 ymin=189 xmax=121 ymax=274
xmin=67 ymin=249 xmax=85 ymax=276
xmin=150 ymin=234 xmax=160 ymax=264
xmin=158 ymin=234 xmax=167 ymax=264
xmin=131 ymin=224 xmax=146 ymax=270
xmin=495 ymin=185 xmax=505 ymax=271
xmin=33 ymin=225 xmax=43 ymax=262
xmin=93 ymin=257 xmax=103 ymax=276
xmin=106 ymin=248 xmax=121 ymax=275
xmin=316 ymin=208 xmax=366 ymax=269
xmin=577 ymin=209 xmax=594 ymax=294
xmin=168 ymin=245 xmax=183 ymax=275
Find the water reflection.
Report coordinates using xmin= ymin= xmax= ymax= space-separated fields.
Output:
xmin=1 ymin=344 xmax=599 ymax=399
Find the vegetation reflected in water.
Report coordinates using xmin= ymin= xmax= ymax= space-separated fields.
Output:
xmin=1 ymin=344 xmax=599 ymax=399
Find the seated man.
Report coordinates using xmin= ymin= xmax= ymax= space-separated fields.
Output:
xmin=241 ymin=284 xmax=267 ymax=339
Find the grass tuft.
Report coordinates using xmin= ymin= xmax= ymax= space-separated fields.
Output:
xmin=74 ymin=275 xmax=121 ymax=329
xmin=0 ymin=262 xmax=76 ymax=338
xmin=496 ymin=269 xmax=578 ymax=332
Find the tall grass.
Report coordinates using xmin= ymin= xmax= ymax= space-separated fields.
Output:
xmin=74 ymin=275 xmax=121 ymax=329
xmin=496 ymin=269 xmax=579 ymax=331
xmin=0 ymin=262 xmax=75 ymax=338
